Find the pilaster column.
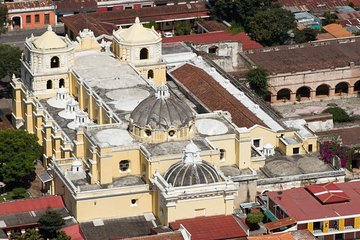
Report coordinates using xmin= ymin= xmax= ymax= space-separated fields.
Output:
xmin=310 ymin=90 xmax=316 ymax=99
xmin=329 ymin=88 xmax=335 ymax=97
xmin=349 ymin=86 xmax=354 ymax=95
xmin=271 ymin=94 xmax=277 ymax=103
xmin=290 ymin=92 xmax=296 ymax=102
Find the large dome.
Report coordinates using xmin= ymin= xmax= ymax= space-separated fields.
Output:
xmin=164 ymin=141 xmax=220 ymax=187
xmin=130 ymin=85 xmax=193 ymax=130
xmin=33 ymin=25 xmax=67 ymax=50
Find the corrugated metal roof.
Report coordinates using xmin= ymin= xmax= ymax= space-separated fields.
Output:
xmin=305 ymin=182 xmax=350 ymax=204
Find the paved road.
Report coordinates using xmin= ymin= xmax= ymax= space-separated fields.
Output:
xmin=0 ymin=25 xmax=65 ymax=49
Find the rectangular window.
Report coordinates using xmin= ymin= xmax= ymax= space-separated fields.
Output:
xmin=308 ymin=144 xmax=313 ymax=152
xmin=107 ymin=7 xmax=113 ymax=11
xmin=253 ymin=139 xmax=260 ymax=148
xmin=26 ymin=15 xmax=31 ymax=24
xmin=35 ymin=14 xmax=40 ymax=23
xmin=125 ymin=6 xmax=132 ymax=9
xmin=293 ymin=147 xmax=300 ymax=154
xmin=44 ymin=14 xmax=50 ymax=24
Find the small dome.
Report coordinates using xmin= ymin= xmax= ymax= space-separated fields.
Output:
xmin=114 ymin=17 xmax=161 ymax=44
xmin=164 ymin=141 xmax=220 ymax=187
xmin=130 ymin=85 xmax=193 ymax=130
xmin=33 ymin=25 xmax=67 ymax=50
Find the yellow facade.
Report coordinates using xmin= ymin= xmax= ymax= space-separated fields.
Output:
xmin=11 ymin=21 xmax=320 ymax=226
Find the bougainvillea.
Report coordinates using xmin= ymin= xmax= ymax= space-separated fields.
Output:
xmin=319 ymin=141 xmax=348 ymax=168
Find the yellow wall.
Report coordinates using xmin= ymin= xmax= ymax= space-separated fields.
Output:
xmin=76 ymin=192 xmax=152 ymax=222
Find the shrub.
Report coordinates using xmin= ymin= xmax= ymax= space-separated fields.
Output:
xmin=12 ymin=188 xmax=27 ymax=199
xmin=246 ymin=212 xmax=264 ymax=230
xmin=322 ymin=107 xmax=350 ymax=122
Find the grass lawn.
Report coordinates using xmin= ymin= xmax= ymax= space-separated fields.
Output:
xmin=0 ymin=190 xmax=30 ymax=202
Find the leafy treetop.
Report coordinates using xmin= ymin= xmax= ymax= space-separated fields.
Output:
xmin=0 ymin=44 xmax=22 ymax=79
xmin=38 ymin=210 xmax=66 ymax=239
xmin=0 ymin=129 xmax=42 ymax=189
xmin=246 ymin=68 xmax=269 ymax=97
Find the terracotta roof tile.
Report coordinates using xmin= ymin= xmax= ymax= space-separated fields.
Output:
xmin=170 ymin=215 xmax=247 ymax=240
xmin=162 ymin=31 xmax=262 ymax=50
xmin=123 ymin=232 xmax=184 ymax=240
xmin=62 ymin=2 xmax=208 ymax=36
xmin=0 ymin=196 xmax=64 ymax=216
xmin=245 ymin=39 xmax=360 ymax=74
xmin=6 ymin=0 xmax=54 ymax=10
xmin=170 ymin=64 xmax=267 ymax=128
xmin=56 ymin=0 xmax=97 ymax=13
xmin=323 ymin=23 xmax=353 ymax=38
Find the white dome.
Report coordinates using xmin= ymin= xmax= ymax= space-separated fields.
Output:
xmin=33 ymin=25 xmax=67 ymax=50
xmin=113 ymin=17 xmax=161 ymax=44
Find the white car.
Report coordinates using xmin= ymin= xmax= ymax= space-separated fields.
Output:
xmin=162 ymin=32 xmax=173 ymax=38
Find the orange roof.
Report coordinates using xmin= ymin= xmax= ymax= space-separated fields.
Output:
xmin=322 ymin=24 xmax=352 ymax=38
xmin=263 ymin=217 xmax=296 ymax=231
xmin=247 ymin=232 xmax=294 ymax=240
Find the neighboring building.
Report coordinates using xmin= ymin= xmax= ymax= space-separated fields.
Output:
xmin=62 ymin=2 xmax=209 ymax=38
xmin=247 ymin=230 xmax=315 ymax=240
xmin=262 ymin=181 xmax=360 ymax=240
xmin=163 ymin=31 xmax=262 ymax=71
xmin=169 ymin=215 xmax=248 ymax=240
xmin=55 ymin=0 xmax=97 ymax=20
xmin=0 ymin=196 xmax=77 ymax=238
xmin=242 ymin=38 xmax=360 ymax=103
xmin=322 ymin=24 xmax=353 ymax=39
xmin=294 ymin=12 xmax=321 ymax=29
xmin=6 ymin=0 xmax=56 ymax=31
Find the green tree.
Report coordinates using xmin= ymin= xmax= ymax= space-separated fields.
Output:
xmin=322 ymin=107 xmax=351 ymax=122
xmin=11 ymin=229 xmax=43 ymax=240
xmin=293 ymin=28 xmax=319 ymax=43
xmin=38 ymin=210 xmax=65 ymax=239
xmin=0 ymin=44 xmax=22 ymax=79
xmin=0 ymin=4 xmax=7 ymax=34
xmin=210 ymin=0 xmax=274 ymax=27
xmin=143 ymin=20 xmax=157 ymax=29
xmin=53 ymin=231 xmax=71 ymax=240
xmin=246 ymin=212 xmax=264 ymax=230
xmin=175 ymin=22 xmax=191 ymax=36
xmin=0 ymin=129 xmax=42 ymax=188
xmin=248 ymin=8 xmax=296 ymax=46
xmin=322 ymin=11 xmax=338 ymax=25
xmin=246 ymin=68 xmax=269 ymax=96
xmin=12 ymin=187 xmax=27 ymax=199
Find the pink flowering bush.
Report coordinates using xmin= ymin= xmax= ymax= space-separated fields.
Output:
xmin=319 ymin=141 xmax=348 ymax=168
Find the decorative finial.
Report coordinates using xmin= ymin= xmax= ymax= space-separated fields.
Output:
xmin=183 ymin=141 xmax=202 ymax=164
xmin=12 ymin=73 xmax=16 ymax=80
xmin=155 ymin=84 xmax=170 ymax=99
xmin=47 ymin=25 xmax=53 ymax=32
xmin=135 ymin=17 xmax=140 ymax=24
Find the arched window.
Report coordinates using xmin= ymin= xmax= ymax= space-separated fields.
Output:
xmin=119 ymin=160 xmax=130 ymax=172
xmin=145 ymin=129 xmax=152 ymax=136
xmin=140 ymin=48 xmax=149 ymax=60
xmin=335 ymin=82 xmax=349 ymax=94
xmin=277 ymin=88 xmax=291 ymax=101
xmin=296 ymin=86 xmax=311 ymax=99
xmin=147 ymin=70 xmax=154 ymax=79
xmin=316 ymin=84 xmax=330 ymax=96
xmin=59 ymin=78 xmax=65 ymax=88
xmin=169 ymin=130 xmax=175 ymax=137
xmin=354 ymin=80 xmax=360 ymax=92
xmin=46 ymin=80 xmax=52 ymax=89
xmin=51 ymin=56 xmax=60 ymax=68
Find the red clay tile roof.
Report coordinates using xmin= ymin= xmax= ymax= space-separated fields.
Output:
xmin=6 ymin=0 xmax=54 ymax=10
xmin=0 ymin=196 xmax=64 ymax=215
xmin=305 ymin=182 xmax=350 ymax=204
xmin=162 ymin=31 xmax=262 ymax=50
xmin=62 ymin=2 xmax=209 ymax=36
xmin=247 ymin=232 xmax=295 ymax=240
xmin=61 ymin=224 xmax=85 ymax=240
xmin=263 ymin=217 xmax=296 ymax=231
xmin=123 ymin=232 xmax=184 ymax=240
xmin=197 ymin=20 xmax=228 ymax=32
xmin=322 ymin=23 xmax=353 ymax=38
xmin=278 ymin=0 xmax=353 ymax=13
xmin=56 ymin=0 xmax=97 ymax=13
xmin=170 ymin=63 xmax=267 ymax=129
xmin=316 ymin=126 xmax=360 ymax=146
xmin=266 ymin=181 xmax=360 ymax=221
xmin=245 ymin=39 xmax=360 ymax=74
xmin=170 ymin=215 xmax=247 ymax=240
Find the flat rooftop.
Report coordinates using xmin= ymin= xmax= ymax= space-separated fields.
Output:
xmin=245 ymin=38 xmax=360 ymax=75
xmin=267 ymin=181 xmax=360 ymax=221
xmin=80 ymin=215 xmax=157 ymax=240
